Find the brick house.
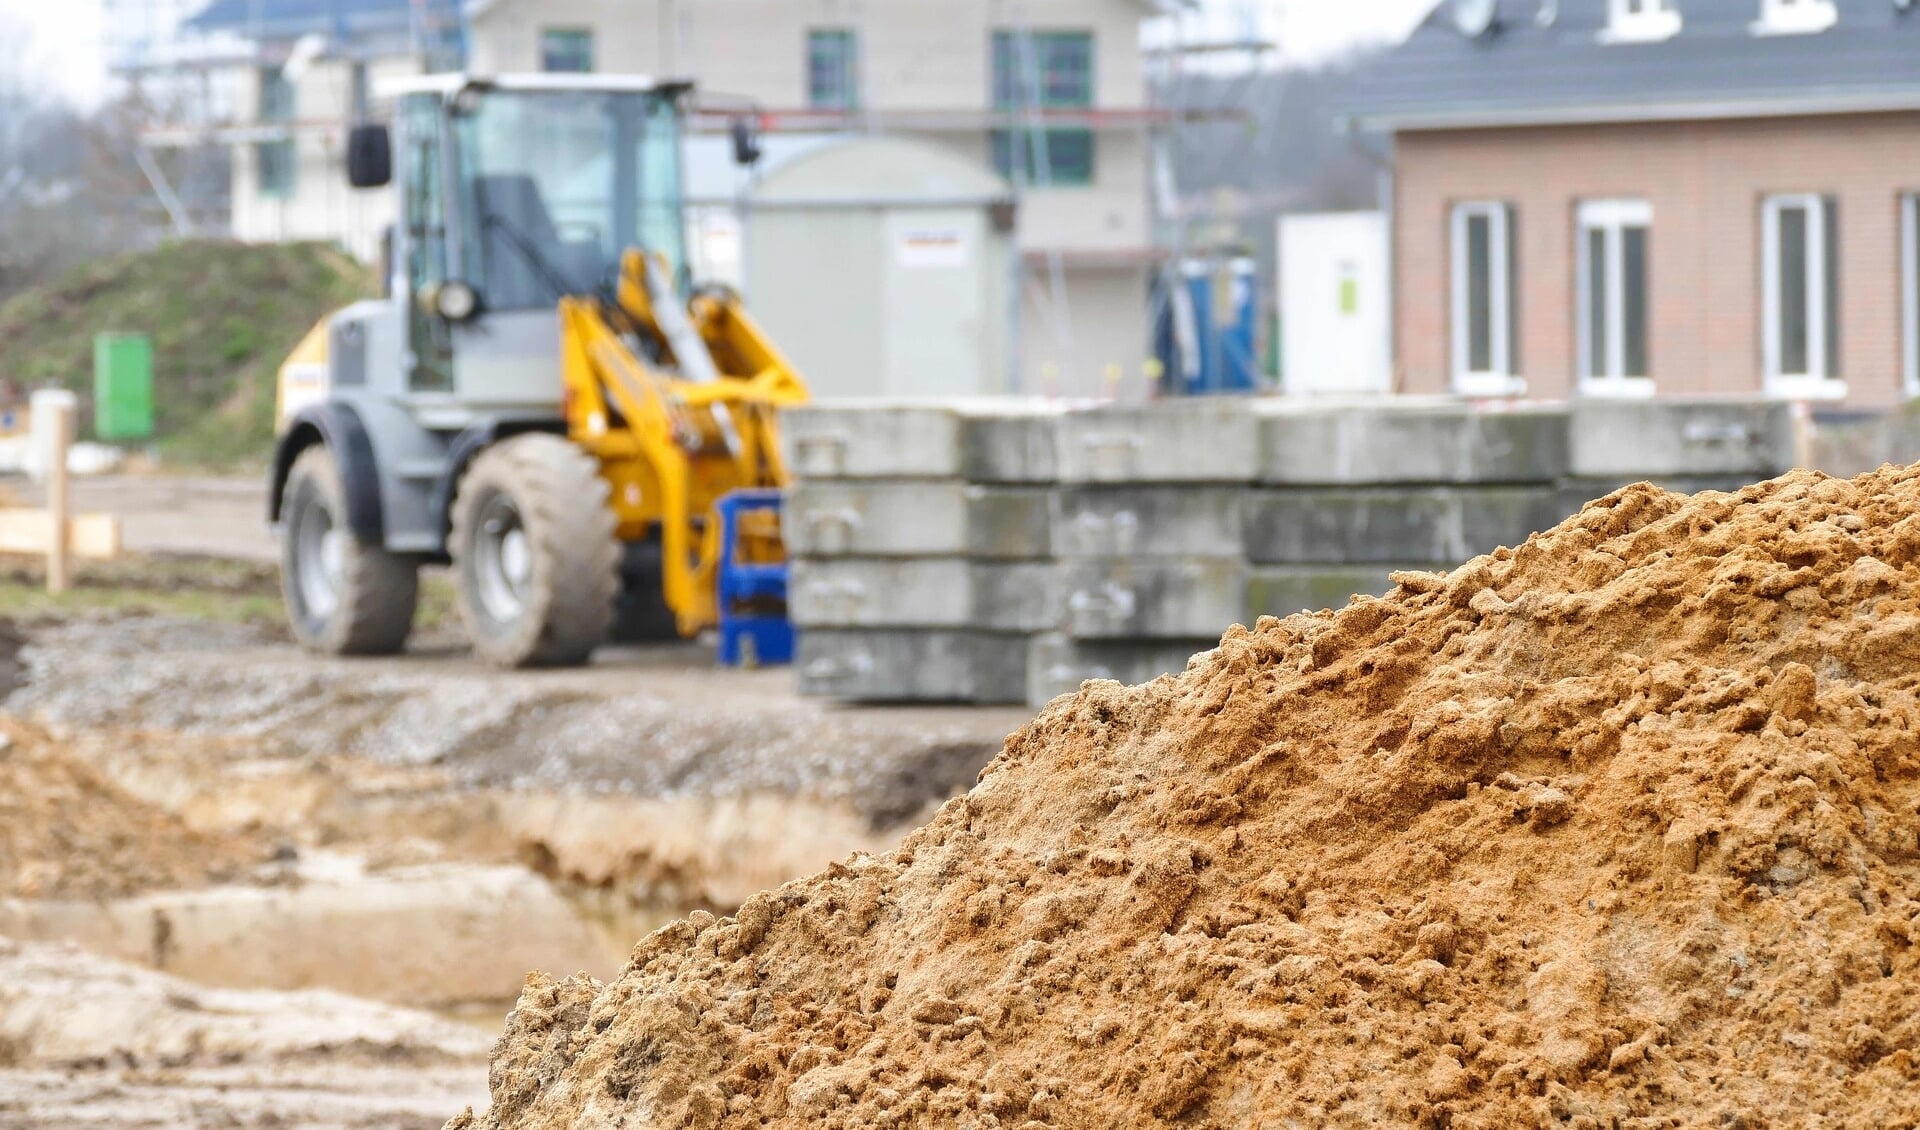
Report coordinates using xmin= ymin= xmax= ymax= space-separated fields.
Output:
xmin=1347 ymin=0 xmax=1920 ymax=409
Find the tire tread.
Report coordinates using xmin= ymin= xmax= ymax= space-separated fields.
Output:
xmin=450 ymin=433 xmax=619 ymax=668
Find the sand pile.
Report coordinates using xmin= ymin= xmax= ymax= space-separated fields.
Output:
xmin=454 ymin=467 xmax=1920 ymax=1128
xmin=0 ymin=718 xmax=257 ymax=899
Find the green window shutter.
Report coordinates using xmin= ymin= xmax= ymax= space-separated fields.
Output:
xmin=808 ymin=29 xmax=859 ymax=109
xmin=540 ymin=28 xmax=594 ymax=73
xmin=989 ymin=30 xmax=1095 ymax=187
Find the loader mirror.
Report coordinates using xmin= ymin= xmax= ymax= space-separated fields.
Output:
xmin=346 ymin=123 xmax=392 ymax=189
xmin=730 ymin=116 xmax=762 ymax=167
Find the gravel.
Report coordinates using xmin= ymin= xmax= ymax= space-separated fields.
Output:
xmin=6 ymin=616 xmax=1024 ymax=830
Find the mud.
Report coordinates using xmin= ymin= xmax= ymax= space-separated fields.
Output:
xmin=0 ymin=609 xmax=1030 ymax=1128
xmin=457 ymin=467 xmax=1920 ymax=1128
xmin=9 ymin=619 xmax=1020 ymax=830
xmin=0 ymin=717 xmax=262 ymax=900
xmin=0 ymin=936 xmax=487 ymax=1129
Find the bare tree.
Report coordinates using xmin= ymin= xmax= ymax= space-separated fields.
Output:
xmin=0 ymin=14 xmax=161 ymax=302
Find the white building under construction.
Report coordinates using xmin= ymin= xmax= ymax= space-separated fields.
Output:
xmin=132 ymin=0 xmax=1185 ymax=397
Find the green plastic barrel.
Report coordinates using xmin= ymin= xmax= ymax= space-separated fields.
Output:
xmin=93 ymin=332 xmax=154 ymax=440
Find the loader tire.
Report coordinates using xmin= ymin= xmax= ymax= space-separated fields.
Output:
xmin=280 ymin=445 xmax=418 ymax=656
xmin=450 ymin=432 xmax=619 ymax=668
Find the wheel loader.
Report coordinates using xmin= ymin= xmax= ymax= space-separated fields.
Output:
xmin=269 ymin=74 xmax=808 ymax=668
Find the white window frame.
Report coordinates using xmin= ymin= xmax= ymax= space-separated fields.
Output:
xmin=1752 ymin=0 xmax=1837 ymax=36
xmin=1904 ymin=193 xmax=1919 ymax=399
xmin=1760 ymin=193 xmax=1844 ymax=400
xmin=1575 ymin=199 xmax=1655 ymax=399
xmin=1450 ymin=202 xmax=1524 ymax=397
xmin=1600 ymin=0 xmax=1682 ymax=43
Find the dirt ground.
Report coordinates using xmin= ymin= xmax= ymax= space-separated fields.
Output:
xmin=0 ymin=937 xmax=489 ymax=1130
xmin=0 ymin=516 xmax=1032 ymax=1128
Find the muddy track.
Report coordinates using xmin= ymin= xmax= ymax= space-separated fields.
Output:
xmin=6 ymin=616 xmax=1028 ymax=831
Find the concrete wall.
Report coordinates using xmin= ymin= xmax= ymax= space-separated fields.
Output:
xmin=468 ymin=0 xmax=1159 ymax=398
xmin=471 ymin=0 xmax=1148 ymax=113
xmin=1021 ymin=264 xmax=1151 ymax=398
xmin=466 ymin=0 xmax=671 ymax=74
xmin=227 ymin=55 xmax=419 ymax=262
xmin=1393 ymin=111 xmax=1920 ymax=410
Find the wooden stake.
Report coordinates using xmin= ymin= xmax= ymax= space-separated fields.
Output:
xmin=46 ymin=399 xmax=72 ymax=595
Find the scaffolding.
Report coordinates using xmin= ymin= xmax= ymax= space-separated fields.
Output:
xmin=1147 ymin=0 xmax=1274 ymax=395
xmin=114 ymin=0 xmax=463 ymax=238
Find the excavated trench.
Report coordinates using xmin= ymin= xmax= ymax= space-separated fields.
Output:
xmin=0 ymin=614 xmax=1021 ymax=1023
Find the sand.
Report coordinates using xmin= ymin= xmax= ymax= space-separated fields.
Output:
xmin=0 ymin=936 xmax=490 ymax=1128
xmin=453 ymin=467 xmax=1920 ymax=1128
xmin=0 ymin=718 xmax=259 ymax=900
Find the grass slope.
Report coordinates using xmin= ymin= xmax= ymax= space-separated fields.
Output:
xmin=0 ymin=240 xmax=373 ymax=467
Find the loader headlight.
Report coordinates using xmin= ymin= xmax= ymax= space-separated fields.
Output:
xmin=435 ymin=280 xmax=479 ymax=323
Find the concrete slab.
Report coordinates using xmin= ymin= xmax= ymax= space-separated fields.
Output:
xmin=781 ymin=399 xmax=1066 ymax=481
xmin=790 ymin=559 xmax=1060 ymax=631
xmin=785 ymin=481 xmax=1052 ymax=558
xmin=783 ymin=403 xmax=965 ymax=479
xmin=1025 ymin=633 xmax=1218 ymax=708
xmin=1053 ymin=399 xmax=1260 ymax=483
xmin=1051 ymin=485 xmax=1245 ymax=558
xmin=1569 ymin=399 xmax=1796 ymax=479
xmin=1059 ymin=558 xmax=1247 ymax=639
xmin=959 ymin=406 xmax=1064 ymax=483
xmin=1246 ymin=564 xmax=1409 ymax=617
xmin=1244 ymin=486 xmax=1567 ymax=565
xmin=796 ymin=629 xmax=1029 ymax=703
xmin=1255 ymin=400 xmax=1568 ymax=485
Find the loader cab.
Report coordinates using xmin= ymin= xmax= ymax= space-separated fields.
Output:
xmin=352 ymin=75 xmax=692 ymax=420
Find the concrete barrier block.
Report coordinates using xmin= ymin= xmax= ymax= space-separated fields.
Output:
xmin=790 ymin=559 xmax=1060 ymax=631
xmin=1244 ymin=486 xmax=1568 ymax=565
xmin=1054 ymin=400 xmax=1259 ymax=483
xmin=1051 ymin=486 xmax=1245 ymax=558
xmin=1246 ymin=564 xmax=1409 ymax=617
xmin=782 ymin=399 xmax=1067 ymax=481
xmin=797 ymin=629 xmax=1029 ymax=703
xmin=1025 ymin=634 xmax=1218 ymax=708
xmin=1058 ymin=558 xmax=1246 ymax=639
xmin=782 ymin=403 xmax=966 ymax=479
xmin=1255 ymin=401 xmax=1569 ymax=485
xmin=786 ymin=481 xmax=1051 ymax=558
xmin=1569 ymin=399 xmax=1796 ymax=479
xmin=959 ymin=406 xmax=1064 ymax=483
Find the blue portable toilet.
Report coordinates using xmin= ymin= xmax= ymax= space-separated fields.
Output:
xmin=1154 ymin=254 xmax=1261 ymax=395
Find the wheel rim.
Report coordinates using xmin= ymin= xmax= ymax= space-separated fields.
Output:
xmin=294 ymin=496 xmax=344 ymax=621
xmin=474 ymin=492 xmax=533 ymax=624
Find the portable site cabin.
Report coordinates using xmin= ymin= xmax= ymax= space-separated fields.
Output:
xmin=744 ymin=137 xmax=1016 ymax=400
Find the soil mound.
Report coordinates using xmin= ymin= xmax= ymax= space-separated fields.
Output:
xmin=455 ymin=467 xmax=1920 ymax=1128
xmin=0 ymin=718 xmax=257 ymax=899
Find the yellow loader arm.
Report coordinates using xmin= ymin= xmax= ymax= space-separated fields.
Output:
xmin=559 ymin=250 xmax=810 ymax=635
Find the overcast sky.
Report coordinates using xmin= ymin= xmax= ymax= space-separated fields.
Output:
xmin=0 ymin=0 xmax=1437 ymax=105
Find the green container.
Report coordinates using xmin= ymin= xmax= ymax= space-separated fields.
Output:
xmin=93 ymin=332 xmax=154 ymax=440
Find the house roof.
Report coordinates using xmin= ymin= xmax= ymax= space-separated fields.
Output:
xmin=1346 ymin=0 xmax=1920 ymax=131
